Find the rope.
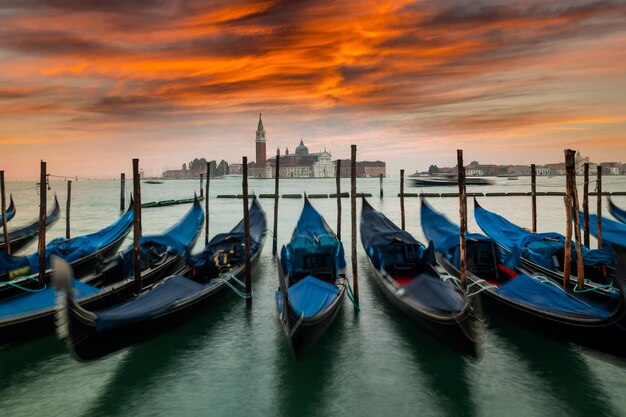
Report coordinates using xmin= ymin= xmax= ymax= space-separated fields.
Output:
xmin=210 ymin=273 xmax=252 ymax=298
xmin=344 ymin=278 xmax=360 ymax=311
xmin=0 ymin=276 xmax=47 ymax=292
xmin=573 ymin=279 xmax=615 ymax=294
xmin=288 ymin=312 xmax=305 ymax=338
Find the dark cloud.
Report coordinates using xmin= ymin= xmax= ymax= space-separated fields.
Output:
xmin=1 ymin=31 xmax=121 ymax=56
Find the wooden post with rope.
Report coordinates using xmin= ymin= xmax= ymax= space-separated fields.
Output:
xmin=66 ymin=180 xmax=71 ymax=239
xmin=400 ymin=169 xmax=405 ymax=231
xmin=350 ymin=145 xmax=359 ymax=306
xmin=205 ymin=162 xmax=210 ymax=245
xmin=597 ymin=165 xmax=603 ymax=248
xmin=243 ymin=156 xmax=252 ymax=308
xmin=132 ymin=159 xmax=142 ymax=294
xmin=583 ymin=162 xmax=589 ymax=247
xmin=531 ymin=164 xmax=537 ymax=233
xmin=38 ymin=161 xmax=47 ymax=287
xmin=272 ymin=153 xmax=280 ymax=256
xmin=0 ymin=171 xmax=10 ymax=254
xmin=457 ymin=150 xmax=467 ymax=288
xmin=120 ymin=173 xmax=125 ymax=211
xmin=336 ymin=159 xmax=342 ymax=241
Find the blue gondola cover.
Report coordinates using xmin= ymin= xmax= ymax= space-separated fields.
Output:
xmin=360 ymin=199 xmax=419 ymax=251
xmin=276 ymin=275 xmax=339 ymax=318
xmin=188 ymin=198 xmax=266 ymax=271
xmin=495 ymin=274 xmax=610 ymax=319
xmin=0 ymin=279 xmax=100 ymax=320
xmin=584 ymin=212 xmax=626 ymax=249
xmin=95 ymin=276 xmax=202 ymax=332
xmin=475 ymin=203 xmax=614 ymax=269
xmin=0 ymin=209 xmax=134 ymax=276
xmin=609 ymin=198 xmax=626 ymax=224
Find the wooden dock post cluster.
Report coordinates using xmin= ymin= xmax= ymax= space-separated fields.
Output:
xmin=400 ymin=169 xmax=405 ymax=231
xmin=133 ymin=159 xmax=142 ymax=294
xmin=531 ymin=164 xmax=537 ymax=233
xmin=457 ymin=150 xmax=468 ymax=288
xmin=350 ymin=145 xmax=359 ymax=306
xmin=66 ymin=181 xmax=72 ymax=239
xmin=205 ymin=162 xmax=210 ymax=245
xmin=38 ymin=161 xmax=47 ymax=287
xmin=120 ymin=173 xmax=125 ymax=211
xmin=242 ymin=156 xmax=252 ymax=308
xmin=0 ymin=171 xmax=10 ymax=255
xmin=272 ymin=153 xmax=280 ymax=256
xmin=563 ymin=150 xmax=584 ymax=289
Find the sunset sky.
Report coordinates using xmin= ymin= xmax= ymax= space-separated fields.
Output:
xmin=1 ymin=0 xmax=626 ymax=179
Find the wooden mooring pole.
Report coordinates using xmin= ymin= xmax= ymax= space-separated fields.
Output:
xmin=132 ymin=159 xmax=142 ymax=293
xmin=120 ymin=173 xmax=125 ymax=211
xmin=38 ymin=161 xmax=47 ymax=287
xmin=583 ymin=162 xmax=589 ymax=247
xmin=563 ymin=151 xmax=573 ymax=289
xmin=66 ymin=180 xmax=72 ymax=239
xmin=205 ymin=162 xmax=210 ymax=245
xmin=336 ymin=159 xmax=342 ymax=241
xmin=272 ymin=153 xmax=280 ymax=256
xmin=457 ymin=150 xmax=467 ymax=288
xmin=0 ymin=171 xmax=10 ymax=254
xmin=243 ymin=156 xmax=252 ymax=308
xmin=569 ymin=152 xmax=585 ymax=287
xmin=597 ymin=165 xmax=603 ymax=248
xmin=531 ymin=164 xmax=537 ymax=233
xmin=379 ymin=173 xmax=383 ymax=198
xmin=400 ymin=169 xmax=405 ymax=231
xmin=200 ymin=173 xmax=204 ymax=198
xmin=350 ymin=145 xmax=359 ymax=306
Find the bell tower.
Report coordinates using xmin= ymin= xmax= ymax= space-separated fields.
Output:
xmin=255 ymin=113 xmax=267 ymax=167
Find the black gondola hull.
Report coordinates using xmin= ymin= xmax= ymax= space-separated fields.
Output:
xmin=278 ymin=284 xmax=345 ymax=361
xmin=436 ymin=255 xmax=626 ymax=357
xmin=67 ymin=249 xmax=262 ymax=361
xmin=367 ymin=259 xmax=478 ymax=356
xmin=0 ymin=254 xmax=185 ymax=346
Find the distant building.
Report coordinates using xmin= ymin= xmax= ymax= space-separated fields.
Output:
xmin=162 ymin=159 xmax=229 ymax=179
xmin=337 ymin=160 xmax=386 ymax=177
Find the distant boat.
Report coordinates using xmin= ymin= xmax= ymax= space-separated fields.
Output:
xmin=143 ymin=180 xmax=164 ymax=184
xmin=507 ymin=176 xmax=518 ymax=180
xmin=409 ymin=176 xmax=493 ymax=187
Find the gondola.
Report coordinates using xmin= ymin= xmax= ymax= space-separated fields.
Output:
xmin=55 ymin=198 xmax=266 ymax=361
xmin=275 ymin=197 xmax=346 ymax=361
xmin=0 ymin=199 xmax=204 ymax=345
xmin=421 ymin=199 xmax=626 ymax=355
xmin=473 ymin=199 xmax=617 ymax=291
xmin=0 ymin=195 xmax=15 ymax=225
xmin=0 ymin=196 xmax=60 ymax=253
xmin=608 ymin=197 xmax=626 ymax=224
xmin=0 ymin=200 xmax=133 ymax=299
xmin=360 ymin=198 xmax=480 ymax=355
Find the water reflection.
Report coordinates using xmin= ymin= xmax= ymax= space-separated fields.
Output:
xmin=0 ymin=337 xmax=66 ymax=394
xmin=275 ymin=310 xmax=346 ymax=417
xmin=488 ymin=315 xmax=620 ymax=417
xmin=83 ymin=301 xmax=235 ymax=417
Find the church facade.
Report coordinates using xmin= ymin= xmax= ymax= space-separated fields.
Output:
xmin=249 ymin=114 xmax=335 ymax=178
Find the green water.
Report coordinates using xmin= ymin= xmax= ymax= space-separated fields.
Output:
xmin=1 ymin=176 xmax=625 ymax=417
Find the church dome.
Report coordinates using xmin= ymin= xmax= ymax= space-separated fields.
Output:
xmin=295 ymin=139 xmax=308 ymax=155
